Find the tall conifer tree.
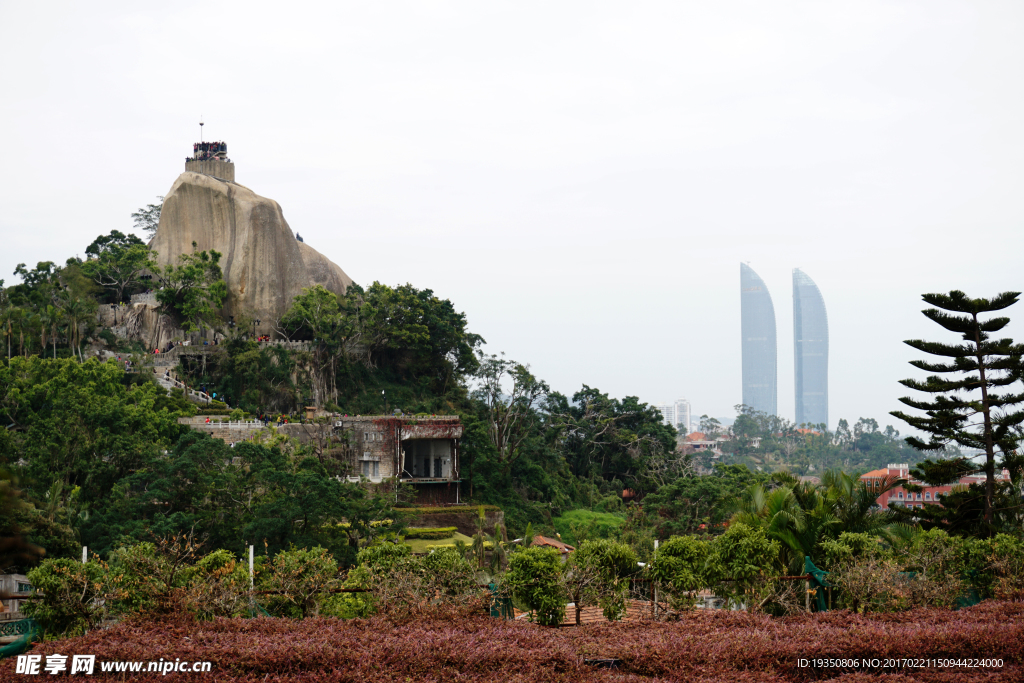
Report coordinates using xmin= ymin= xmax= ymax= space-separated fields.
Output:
xmin=891 ymin=290 xmax=1024 ymax=532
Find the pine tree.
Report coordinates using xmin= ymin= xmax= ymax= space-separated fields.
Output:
xmin=890 ymin=290 xmax=1024 ymax=533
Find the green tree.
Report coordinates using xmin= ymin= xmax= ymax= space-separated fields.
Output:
xmin=571 ymin=539 xmax=638 ymax=621
xmin=279 ymin=284 xmax=360 ymax=406
xmin=650 ymin=535 xmax=712 ymax=608
xmin=131 ymin=197 xmax=163 ymax=238
xmin=706 ymin=522 xmax=781 ymax=610
xmin=505 ymin=546 xmax=565 ymax=625
xmin=156 ymin=243 xmax=227 ymax=333
xmin=891 ymin=290 xmax=1024 ymax=533
xmin=81 ymin=230 xmax=157 ymax=303
xmin=642 ymin=463 xmax=766 ymax=538
xmin=473 ymin=353 xmax=549 ymax=478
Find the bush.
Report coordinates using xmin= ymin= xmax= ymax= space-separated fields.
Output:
xmin=349 ymin=544 xmax=482 ymax=620
xmin=257 ymin=546 xmax=339 ymax=618
xmin=106 ymin=536 xmax=203 ymax=615
xmin=181 ymin=549 xmax=251 ymax=620
xmin=404 ymin=527 xmax=457 ymax=540
xmin=35 ymin=601 xmax=1024 ymax=682
xmin=23 ymin=559 xmax=108 ymax=638
xmin=394 ymin=505 xmax=501 ymax=515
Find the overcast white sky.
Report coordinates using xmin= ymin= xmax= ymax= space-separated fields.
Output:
xmin=2 ymin=1 xmax=1023 ymax=430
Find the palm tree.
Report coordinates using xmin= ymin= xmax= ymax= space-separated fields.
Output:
xmin=39 ymin=305 xmax=61 ymax=359
xmin=61 ymin=298 xmax=88 ymax=362
xmin=0 ymin=306 xmax=12 ymax=360
xmin=821 ymin=469 xmax=909 ymax=541
xmin=8 ymin=307 xmax=27 ymax=357
xmin=733 ymin=484 xmax=832 ymax=574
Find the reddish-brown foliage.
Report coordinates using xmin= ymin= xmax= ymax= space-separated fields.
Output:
xmin=3 ymin=601 xmax=1021 ymax=681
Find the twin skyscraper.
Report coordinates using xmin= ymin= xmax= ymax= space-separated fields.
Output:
xmin=740 ymin=264 xmax=829 ymax=428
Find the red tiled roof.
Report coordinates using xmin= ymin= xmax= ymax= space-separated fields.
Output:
xmin=860 ymin=469 xmax=889 ymax=479
xmin=532 ymin=535 xmax=575 ymax=553
xmin=687 ymin=432 xmax=706 ymax=441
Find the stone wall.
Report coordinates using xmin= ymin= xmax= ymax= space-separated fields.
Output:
xmin=178 ymin=419 xmax=267 ymax=443
xmin=185 ymin=159 xmax=235 ymax=182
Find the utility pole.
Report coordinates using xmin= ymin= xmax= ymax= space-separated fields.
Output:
xmin=199 ymin=116 xmax=204 ymax=175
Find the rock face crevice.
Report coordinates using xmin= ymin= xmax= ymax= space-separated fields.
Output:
xmin=149 ymin=172 xmax=352 ymax=326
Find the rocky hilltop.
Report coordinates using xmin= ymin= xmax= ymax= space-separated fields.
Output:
xmin=149 ymin=171 xmax=352 ymax=325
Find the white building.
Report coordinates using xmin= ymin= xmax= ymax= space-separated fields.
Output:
xmin=655 ymin=399 xmax=692 ymax=433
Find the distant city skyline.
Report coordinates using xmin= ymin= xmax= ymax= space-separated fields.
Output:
xmin=2 ymin=2 xmax=1022 ymax=433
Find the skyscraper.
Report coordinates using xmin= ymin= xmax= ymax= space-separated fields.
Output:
xmin=740 ymin=263 xmax=777 ymax=416
xmin=793 ymin=268 xmax=828 ymax=428
xmin=674 ymin=398 xmax=692 ymax=434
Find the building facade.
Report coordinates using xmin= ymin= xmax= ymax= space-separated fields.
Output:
xmin=860 ymin=463 xmax=1012 ymax=510
xmin=740 ymin=263 xmax=777 ymax=416
xmin=655 ymin=398 xmax=692 ymax=433
xmin=333 ymin=415 xmax=463 ymax=504
xmin=792 ymin=268 xmax=829 ymax=428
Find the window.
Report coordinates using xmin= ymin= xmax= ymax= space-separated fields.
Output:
xmin=361 ymin=461 xmax=370 ymax=477
xmin=898 ymin=492 xmax=904 ymax=499
xmin=916 ymin=493 xmax=922 ymax=501
xmin=925 ymin=492 xmax=931 ymax=501
xmin=17 ymin=582 xmax=32 ymax=593
xmin=372 ymin=461 xmax=379 ymax=477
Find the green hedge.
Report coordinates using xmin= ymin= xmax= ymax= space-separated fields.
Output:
xmin=394 ymin=505 xmax=502 ymax=515
xmin=404 ymin=527 xmax=457 ymax=540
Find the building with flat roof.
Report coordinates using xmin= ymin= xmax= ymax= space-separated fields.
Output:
xmin=333 ymin=415 xmax=462 ymax=504
xmin=655 ymin=398 xmax=692 ymax=433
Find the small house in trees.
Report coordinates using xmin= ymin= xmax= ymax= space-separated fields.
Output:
xmin=334 ymin=415 xmax=462 ymax=504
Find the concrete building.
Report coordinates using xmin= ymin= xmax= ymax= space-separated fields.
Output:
xmin=333 ymin=415 xmax=463 ymax=504
xmin=740 ymin=263 xmax=778 ymax=416
xmin=0 ymin=574 xmax=32 ymax=615
xmin=860 ymin=463 xmax=1012 ymax=510
xmin=655 ymin=399 xmax=692 ymax=433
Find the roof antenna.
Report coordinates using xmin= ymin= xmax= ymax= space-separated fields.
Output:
xmin=199 ymin=116 xmax=205 ymax=175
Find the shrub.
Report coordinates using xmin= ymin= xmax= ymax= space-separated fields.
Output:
xmin=394 ymin=505 xmax=501 ymax=515
xmin=106 ymin=535 xmax=203 ymax=616
xmin=828 ymin=532 xmax=967 ymax=613
xmin=24 ymin=601 xmax=1024 ymax=682
xmin=23 ymin=559 xmax=108 ymax=638
xmin=404 ymin=526 xmax=457 ymax=540
xmin=257 ymin=546 xmax=339 ymax=618
xmin=180 ymin=549 xmax=251 ymax=620
xmin=350 ymin=544 xmax=482 ymax=620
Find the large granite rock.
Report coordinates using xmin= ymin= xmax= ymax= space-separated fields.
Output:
xmin=149 ymin=172 xmax=352 ymax=326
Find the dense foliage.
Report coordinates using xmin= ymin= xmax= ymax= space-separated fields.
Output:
xmin=10 ymin=601 xmax=1023 ymax=681
xmin=2 ymin=223 xmax=1024 ymax=673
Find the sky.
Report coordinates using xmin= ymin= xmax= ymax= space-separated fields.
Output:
xmin=2 ymin=0 xmax=1023 ymax=431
